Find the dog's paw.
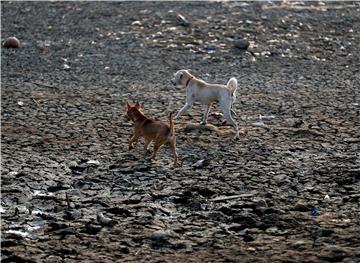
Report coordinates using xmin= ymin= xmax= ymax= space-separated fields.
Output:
xmin=144 ymin=148 xmax=152 ymax=155
xmin=147 ymin=156 xmax=155 ymax=161
xmin=128 ymin=145 xmax=134 ymax=150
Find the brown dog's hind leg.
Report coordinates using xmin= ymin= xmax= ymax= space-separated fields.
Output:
xmin=144 ymin=138 xmax=152 ymax=151
xmin=169 ymin=139 xmax=178 ymax=166
xmin=147 ymin=142 xmax=163 ymax=161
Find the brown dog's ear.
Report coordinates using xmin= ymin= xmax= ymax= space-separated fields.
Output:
xmin=135 ymin=101 xmax=141 ymax=109
xmin=127 ymin=101 xmax=131 ymax=109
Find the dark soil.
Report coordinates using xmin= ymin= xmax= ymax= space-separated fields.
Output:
xmin=1 ymin=1 xmax=360 ymax=262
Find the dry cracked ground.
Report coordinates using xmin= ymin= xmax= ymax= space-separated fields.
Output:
xmin=1 ymin=1 xmax=360 ymax=262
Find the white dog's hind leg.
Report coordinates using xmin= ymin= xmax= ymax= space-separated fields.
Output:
xmin=200 ymin=104 xmax=211 ymax=125
xmin=226 ymin=112 xmax=240 ymax=139
xmin=221 ymin=102 xmax=239 ymax=139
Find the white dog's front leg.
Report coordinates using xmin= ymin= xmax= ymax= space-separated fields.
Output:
xmin=175 ymin=103 xmax=192 ymax=119
xmin=175 ymin=95 xmax=194 ymax=119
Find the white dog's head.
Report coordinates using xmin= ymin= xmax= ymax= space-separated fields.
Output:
xmin=171 ymin=69 xmax=193 ymax=86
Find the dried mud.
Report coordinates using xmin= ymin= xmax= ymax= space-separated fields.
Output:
xmin=1 ymin=1 xmax=360 ymax=262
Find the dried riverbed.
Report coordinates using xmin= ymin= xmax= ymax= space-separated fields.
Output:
xmin=1 ymin=1 xmax=360 ymax=262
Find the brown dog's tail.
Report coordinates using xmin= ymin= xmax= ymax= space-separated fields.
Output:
xmin=168 ymin=112 xmax=174 ymax=135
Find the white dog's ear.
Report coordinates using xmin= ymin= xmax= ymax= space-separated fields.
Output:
xmin=186 ymin=69 xmax=192 ymax=74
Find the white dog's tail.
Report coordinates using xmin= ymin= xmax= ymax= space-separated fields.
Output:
xmin=227 ymin=77 xmax=238 ymax=92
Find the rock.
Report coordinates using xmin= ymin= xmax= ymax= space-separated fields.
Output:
xmin=227 ymin=223 xmax=245 ymax=232
xmin=273 ymin=174 xmax=287 ymax=183
xmin=106 ymin=207 xmax=132 ymax=217
xmin=119 ymin=246 xmax=130 ymax=254
xmin=311 ymin=227 xmax=334 ymax=237
xmin=234 ymin=39 xmax=250 ymax=50
xmin=1 ymin=255 xmax=36 ymax=263
xmin=63 ymin=64 xmax=71 ymax=71
xmin=149 ymin=230 xmax=172 ymax=247
xmin=310 ymin=208 xmax=321 ymax=216
xmin=171 ymin=242 xmax=187 ymax=250
xmin=176 ymin=14 xmax=189 ymax=27
xmin=150 ymin=230 xmax=171 ymax=242
xmin=96 ymin=212 xmax=117 ymax=227
xmin=3 ymin=37 xmax=20 ymax=48
xmin=55 ymin=227 xmax=76 ymax=237
xmin=63 ymin=210 xmax=82 ymax=220
xmin=254 ymin=198 xmax=268 ymax=208
xmin=290 ymin=240 xmax=312 ymax=250
xmin=318 ymin=245 xmax=350 ymax=262
xmin=49 ymin=222 xmax=69 ymax=231
xmin=243 ymin=234 xmax=255 ymax=242
xmin=86 ymin=160 xmax=100 ymax=166
xmin=193 ymin=159 xmax=210 ymax=169
xmin=131 ymin=21 xmax=142 ymax=26
xmin=82 ymin=223 xmax=102 ymax=235
xmin=286 ymin=118 xmax=304 ymax=128
xmin=292 ymin=201 xmax=309 ymax=212
xmin=231 ymin=213 xmax=260 ymax=228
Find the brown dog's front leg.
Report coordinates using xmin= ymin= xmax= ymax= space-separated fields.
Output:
xmin=128 ymin=135 xmax=139 ymax=150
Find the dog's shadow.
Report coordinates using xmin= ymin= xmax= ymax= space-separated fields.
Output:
xmin=124 ymin=147 xmax=182 ymax=168
xmin=180 ymin=123 xmax=236 ymax=137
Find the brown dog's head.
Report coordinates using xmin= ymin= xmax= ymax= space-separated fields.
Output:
xmin=126 ymin=101 xmax=141 ymax=121
xmin=171 ymin=69 xmax=193 ymax=86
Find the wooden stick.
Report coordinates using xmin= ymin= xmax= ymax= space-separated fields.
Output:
xmin=209 ymin=193 xmax=255 ymax=202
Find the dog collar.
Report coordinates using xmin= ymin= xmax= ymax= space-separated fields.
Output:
xmin=185 ymin=77 xmax=194 ymax=87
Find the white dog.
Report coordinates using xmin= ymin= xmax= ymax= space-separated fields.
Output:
xmin=172 ymin=69 xmax=239 ymax=139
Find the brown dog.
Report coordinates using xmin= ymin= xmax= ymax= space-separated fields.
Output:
xmin=126 ymin=101 xmax=178 ymax=165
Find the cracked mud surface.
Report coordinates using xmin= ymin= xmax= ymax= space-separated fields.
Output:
xmin=1 ymin=1 xmax=360 ymax=262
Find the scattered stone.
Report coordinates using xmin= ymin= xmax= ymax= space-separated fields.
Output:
xmin=82 ymin=223 xmax=102 ymax=235
xmin=176 ymin=14 xmax=189 ymax=27
xmin=193 ymin=159 xmax=210 ymax=169
xmin=287 ymin=118 xmax=304 ymax=128
xmin=3 ymin=37 xmax=20 ymax=48
xmin=149 ymin=230 xmax=172 ymax=247
xmin=63 ymin=64 xmax=71 ymax=71
xmin=234 ymin=39 xmax=250 ymax=50
xmin=292 ymin=201 xmax=309 ymax=212
xmin=63 ymin=210 xmax=82 ymax=220
xmin=106 ymin=207 xmax=132 ymax=217
xmin=310 ymin=208 xmax=321 ymax=216
xmin=96 ymin=212 xmax=117 ymax=227
xmin=119 ymin=246 xmax=130 ymax=254
xmin=86 ymin=160 xmax=100 ymax=166
xmin=131 ymin=21 xmax=142 ymax=26
xmin=290 ymin=240 xmax=312 ymax=250
xmin=318 ymin=245 xmax=350 ymax=262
